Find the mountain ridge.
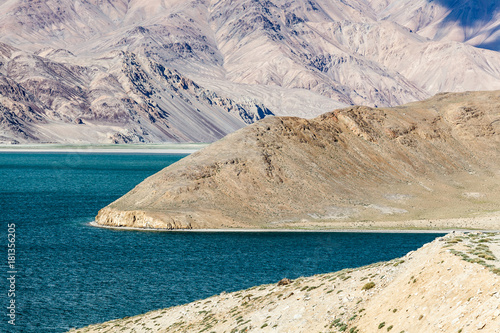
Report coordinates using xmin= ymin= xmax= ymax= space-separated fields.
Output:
xmin=3 ymin=0 xmax=500 ymax=143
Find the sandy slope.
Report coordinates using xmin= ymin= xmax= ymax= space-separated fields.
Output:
xmin=69 ymin=232 xmax=500 ymax=333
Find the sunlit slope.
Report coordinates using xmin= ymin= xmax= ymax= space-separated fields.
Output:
xmin=96 ymin=91 xmax=500 ymax=229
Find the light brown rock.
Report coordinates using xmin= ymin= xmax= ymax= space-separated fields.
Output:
xmin=96 ymin=91 xmax=500 ymax=230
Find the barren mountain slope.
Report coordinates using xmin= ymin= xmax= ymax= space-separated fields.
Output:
xmin=370 ymin=0 xmax=500 ymax=51
xmin=0 ymin=44 xmax=273 ymax=143
xmin=3 ymin=0 xmax=500 ymax=143
xmin=70 ymin=232 xmax=500 ymax=333
xmin=95 ymin=90 xmax=500 ymax=230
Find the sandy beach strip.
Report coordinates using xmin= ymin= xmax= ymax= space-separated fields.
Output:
xmin=88 ymin=221 xmax=495 ymax=233
xmin=0 ymin=148 xmax=199 ymax=154
xmin=0 ymin=143 xmax=208 ymax=154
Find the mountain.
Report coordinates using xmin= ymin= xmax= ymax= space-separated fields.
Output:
xmin=2 ymin=0 xmax=500 ymax=143
xmin=0 ymin=44 xmax=273 ymax=143
xmin=95 ymin=90 xmax=500 ymax=229
xmin=371 ymin=0 xmax=500 ymax=50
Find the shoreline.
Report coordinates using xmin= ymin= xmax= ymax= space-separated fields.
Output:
xmin=0 ymin=148 xmax=199 ymax=154
xmin=88 ymin=221 xmax=492 ymax=233
xmin=0 ymin=143 xmax=208 ymax=154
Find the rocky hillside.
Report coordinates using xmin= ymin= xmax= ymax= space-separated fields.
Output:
xmin=0 ymin=44 xmax=273 ymax=143
xmin=2 ymin=0 xmax=500 ymax=143
xmin=69 ymin=231 xmax=500 ymax=333
xmin=95 ymin=90 xmax=500 ymax=230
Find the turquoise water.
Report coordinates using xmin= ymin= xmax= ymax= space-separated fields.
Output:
xmin=0 ymin=153 xmax=444 ymax=332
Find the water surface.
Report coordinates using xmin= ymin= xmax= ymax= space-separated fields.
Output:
xmin=0 ymin=153 xmax=444 ymax=332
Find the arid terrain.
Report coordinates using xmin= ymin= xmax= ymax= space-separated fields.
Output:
xmin=3 ymin=0 xmax=500 ymax=143
xmin=95 ymin=90 xmax=500 ymax=230
xmin=69 ymin=231 xmax=500 ymax=333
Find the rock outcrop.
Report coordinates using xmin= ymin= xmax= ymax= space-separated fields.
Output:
xmin=96 ymin=91 xmax=500 ymax=230
xmin=0 ymin=46 xmax=273 ymax=144
xmin=69 ymin=232 xmax=500 ymax=333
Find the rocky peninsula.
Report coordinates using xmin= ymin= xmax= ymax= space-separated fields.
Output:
xmin=95 ymin=91 xmax=500 ymax=230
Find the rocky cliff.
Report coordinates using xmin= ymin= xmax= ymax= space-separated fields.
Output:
xmin=0 ymin=45 xmax=273 ymax=143
xmin=95 ymin=90 xmax=500 ymax=230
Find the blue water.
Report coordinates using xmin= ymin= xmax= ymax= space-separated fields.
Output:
xmin=0 ymin=153 xmax=445 ymax=332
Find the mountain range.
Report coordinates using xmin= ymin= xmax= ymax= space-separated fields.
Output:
xmin=1 ymin=0 xmax=500 ymax=143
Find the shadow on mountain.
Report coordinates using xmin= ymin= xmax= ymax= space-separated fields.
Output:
xmin=432 ymin=0 xmax=500 ymax=50
xmin=477 ymin=25 xmax=500 ymax=51
xmin=432 ymin=0 xmax=499 ymax=27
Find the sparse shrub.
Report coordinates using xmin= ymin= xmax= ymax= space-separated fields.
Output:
xmin=478 ymin=238 xmax=492 ymax=243
xmin=393 ymin=260 xmax=405 ymax=267
xmin=477 ymin=253 xmax=495 ymax=260
xmin=378 ymin=322 xmax=386 ymax=329
xmin=468 ymin=258 xmax=486 ymax=264
xmin=362 ymin=282 xmax=375 ymax=290
xmin=387 ymin=325 xmax=393 ymax=331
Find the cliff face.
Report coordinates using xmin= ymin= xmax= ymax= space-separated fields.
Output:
xmin=70 ymin=232 xmax=500 ymax=333
xmin=96 ymin=91 xmax=500 ymax=229
xmin=0 ymin=46 xmax=273 ymax=144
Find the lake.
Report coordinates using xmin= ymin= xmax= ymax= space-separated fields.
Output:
xmin=0 ymin=152 xmax=444 ymax=332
